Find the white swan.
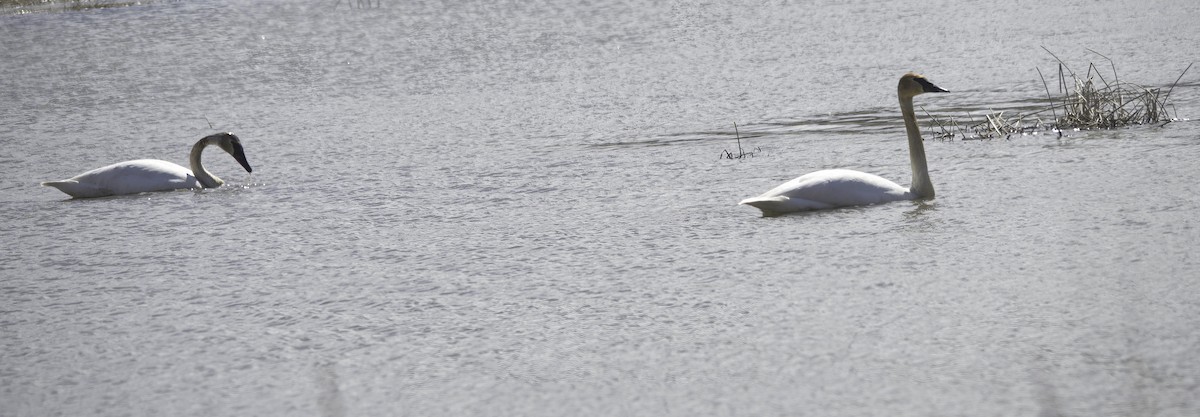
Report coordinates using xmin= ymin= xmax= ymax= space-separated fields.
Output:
xmin=42 ymin=132 xmax=253 ymax=199
xmin=740 ymin=72 xmax=948 ymax=216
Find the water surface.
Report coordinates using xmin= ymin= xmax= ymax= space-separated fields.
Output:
xmin=2 ymin=1 xmax=1199 ymax=416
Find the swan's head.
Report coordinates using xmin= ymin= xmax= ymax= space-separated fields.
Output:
xmin=207 ymin=132 xmax=253 ymax=173
xmin=898 ymin=72 xmax=948 ymax=99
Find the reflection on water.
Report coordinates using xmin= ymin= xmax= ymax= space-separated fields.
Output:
xmin=315 ymin=362 xmax=346 ymax=417
xmin=902 ymin=200 xmax=937 ymax=218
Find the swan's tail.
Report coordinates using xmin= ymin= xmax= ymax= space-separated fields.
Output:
xmin=739 ymin=195 xmax=831 ymax=217
xmin=41 ymin=180 xmax=105 ymax=199
xmin=41 ymin=180 xmax=71 ymax=189
xmin=739 ymin=196 xmax=791 ymax=217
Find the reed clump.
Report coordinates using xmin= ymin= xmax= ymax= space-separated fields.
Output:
xmin=926 ymin=49 xmax=1190 ymax=140
xmin=1046 ymin=48 xmax=1188 ymax=130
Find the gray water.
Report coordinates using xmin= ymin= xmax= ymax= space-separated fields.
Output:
xmin=3 ymin=0 xmax=1200 ymax=416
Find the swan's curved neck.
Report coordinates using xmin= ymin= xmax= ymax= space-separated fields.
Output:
xmin=900 ymin=96 xmax=934 ymax=198
xmin=189 ymin=138 xmax=223 ymax=188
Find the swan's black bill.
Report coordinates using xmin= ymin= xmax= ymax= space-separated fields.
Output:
xmin=916 ymin=77 xmax=949 ymax=93
xmin=230 ymin=140 xmax=253 ymax=173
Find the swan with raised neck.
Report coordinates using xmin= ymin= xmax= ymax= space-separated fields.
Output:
xmin=739 ymin=73 xmax=948 ymax=216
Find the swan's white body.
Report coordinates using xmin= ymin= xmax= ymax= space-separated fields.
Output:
xmin=741 ymin=73 xmax=948 ymax=216
xmin=44 ymin=159 xmax=203 ymax=198
xmin=42 ymin=133 xmax=253 ymax=199
xmin=742 ymin=168 xmax=914 ymax=213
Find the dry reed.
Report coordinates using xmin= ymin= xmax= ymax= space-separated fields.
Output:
xmin=927 ymin=49 xmax=1190 ymax=140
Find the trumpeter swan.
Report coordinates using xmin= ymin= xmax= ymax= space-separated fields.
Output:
xmin=740 ymin=72 xmax=948 ymax=216
xmin=42 ymin=132 xmax=253 ymax=198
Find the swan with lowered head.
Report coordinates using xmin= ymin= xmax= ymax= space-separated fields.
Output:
xmin=740 ymin=73 xmax=948 ymax=216
xmin=42 ymin=132 xmax=253 ymax=198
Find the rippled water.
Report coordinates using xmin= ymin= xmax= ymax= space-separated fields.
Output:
xmin=3 ymin=0 xmax=1200 ymax=416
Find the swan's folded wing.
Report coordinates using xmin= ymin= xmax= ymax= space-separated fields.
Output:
xmin=41 ymin=180 xmax=113 ymax=199
xmin=739 ymin=195 xmax=835 ymax=216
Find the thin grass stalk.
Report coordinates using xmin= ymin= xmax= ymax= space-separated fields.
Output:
xmin=1160 ymin=62 xmax=1193 ymax=107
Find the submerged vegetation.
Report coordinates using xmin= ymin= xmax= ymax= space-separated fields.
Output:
xmin=0 ymin=0 xmax=142 ymax=14
xmin=924 ymin=107 xmax=1049 ymax=141
xmin=721 ymin=123 xmax=760 ymax=159
xmin=332 ymin=0 xmax=382 ymax=9
xmin=927 ymin=48 xmax=1191 ymax=140
xmin=721 ymin=50 xmax=1189 ymax=158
